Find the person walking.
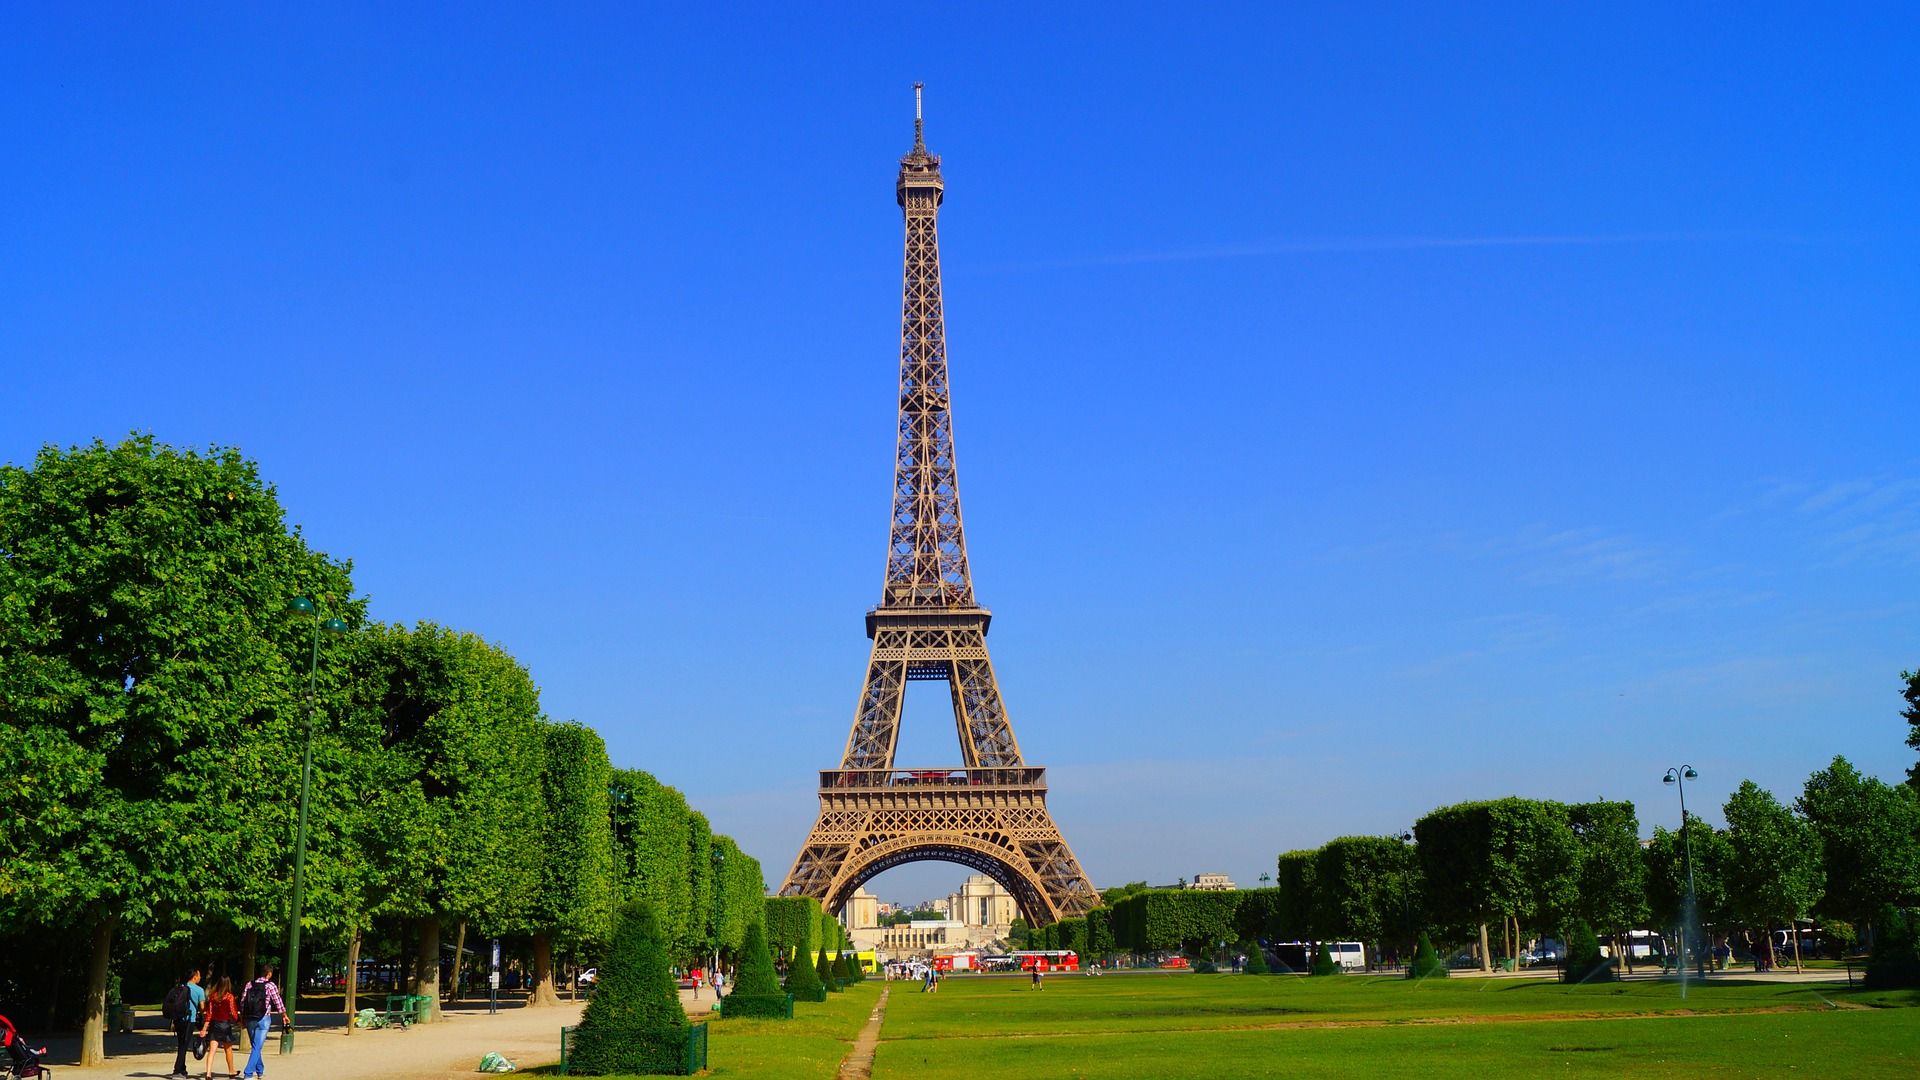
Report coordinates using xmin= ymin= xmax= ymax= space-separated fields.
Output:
xmin=1030 ymin=962 xmax=1044 ymax=991
xmin=239 ymin=964 xmax=289 ymax=1080
xmin=164 ymin=967 xmax=206 ymax=1078
xmin=197 ymin=977 xmax=240 ymax=1080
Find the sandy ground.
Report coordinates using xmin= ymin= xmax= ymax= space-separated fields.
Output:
xmin=40 ymin=988 xmax=724 ymax=1080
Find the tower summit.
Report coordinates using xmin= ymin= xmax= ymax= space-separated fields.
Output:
xmin=777 ymin=87 xmax=1098 ymax=925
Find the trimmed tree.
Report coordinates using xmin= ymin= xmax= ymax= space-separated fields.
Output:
xmin=1797 ymin=757 xmax=1920 ymax=938
xmin=816 ymin=946 xmax=838 ymax=991
xmin=569 ymin=902 xmax=689 ymax=1076
xmin=1310 ymin=941 xmax=1338 ymax=975
xmin=1243 ymin=939 xmax=1269 ymax=974
xmin=1408 ymin=932 xmax=1448 ymax=979
xmin=718 ymin=921 xmax=789 ymax=1019
xmin=527 ymin=721 xmax=616 ymax=1006
xmin=783 ymin=939 xmax=825 ymax=1002
xmin=1560 ymin=920 xmax=1611 ymax=983
xmin=1567 ymin=800 xmax=1649 ymax=967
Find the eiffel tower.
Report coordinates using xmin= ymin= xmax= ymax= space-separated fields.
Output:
xmin=777 ymin=86 xmax=1098 ymax=926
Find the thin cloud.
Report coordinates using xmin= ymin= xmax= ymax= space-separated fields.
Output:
xmin=974 ymin=230 xmax=1829 ymax=272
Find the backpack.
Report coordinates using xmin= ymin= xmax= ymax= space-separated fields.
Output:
xmin=240 ymin=981 xmax=268 ymax=1024
xmin=162 ymin=984 xmax=191 ymax=1022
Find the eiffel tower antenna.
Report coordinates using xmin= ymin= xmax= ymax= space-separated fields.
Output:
xmin=778 ymin=87 xmax=1099 ymax=926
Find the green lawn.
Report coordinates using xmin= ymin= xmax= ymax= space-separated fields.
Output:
xmin=867 ymin=973 xmax=1920 ymax=1079
xmin=699 ymin=982 xmax=881 ymax=1079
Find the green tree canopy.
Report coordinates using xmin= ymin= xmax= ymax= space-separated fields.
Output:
xmin=0 ymin=435 xmax=359 ymax=1064
xmin=1274 ymin=850 xmax=1320 ymax=941
xmin=1723 ymin=780 xmax=1824 ymax=943
xmin=609 ymin=769 xmax=694 ymax=959
xmin=1313 ymin=836 xmax=1421 ymax=959
xmin=1567 ymin=800 xmax=1648 ymax=938
xmin=1797 ymin=756 xmax=1920 ymax=928
xmin=524 ymin=720 xmax=616 ymax=1005
xmin=1643 ymin=817 xmax=1732 ymax=929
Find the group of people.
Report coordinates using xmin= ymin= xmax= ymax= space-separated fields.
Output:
xmin=164 ymin=963 xmax=291 ymax=1080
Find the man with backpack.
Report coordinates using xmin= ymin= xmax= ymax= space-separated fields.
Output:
xmin=162 ymin=968 xmax=206 ymax=1079
xmin=239 ymin=963 xmax=289 ymax=1080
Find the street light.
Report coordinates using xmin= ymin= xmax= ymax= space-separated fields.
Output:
xmin=281 ymin=596 xmax=348 ymax=1054
xmin=1662 ymin=766 xmax=1702 ymax=977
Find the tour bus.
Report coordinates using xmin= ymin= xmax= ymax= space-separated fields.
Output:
xmin=1269 ymin=941 xmax=1367 ymax=972
xmin=1010 ymin=949 xmax=1079 ymax=972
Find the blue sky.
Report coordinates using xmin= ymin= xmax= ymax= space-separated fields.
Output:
xmin=4 ymin=4 xmax=1917 ymax=905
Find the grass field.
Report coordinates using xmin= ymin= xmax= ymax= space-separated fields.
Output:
xmin=867 ymin=973 xmax=1920 ymax=1079
xmin=699 ymin=983 xmax=882 ymax=1079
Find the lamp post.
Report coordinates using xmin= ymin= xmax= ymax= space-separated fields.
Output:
xmin=1662 ymin=765 xmax=1701 ymax=978
xmin=281 ymin=596 xmax=348 ymax=1054
xmin=1398 ymin=830 xmax=1416 ymax=969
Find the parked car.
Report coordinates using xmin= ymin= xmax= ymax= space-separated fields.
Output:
xmin=577 ymin=968 xmax=597 ymax=987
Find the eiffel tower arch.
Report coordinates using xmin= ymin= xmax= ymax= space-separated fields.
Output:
xmin=778 ymin=86 xmax=1098 ymax=926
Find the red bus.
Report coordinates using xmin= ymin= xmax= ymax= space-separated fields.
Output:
xmin=1010 ymin=950 xmax=1079 ymax=972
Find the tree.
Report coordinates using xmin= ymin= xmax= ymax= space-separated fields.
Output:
xmin=684 ymin=812 xmax=714 ymax=963
xmin=1643 ymin=817 xmax=1732 ymax=965
xmin=1007 ymin=917 xmax=1031 ymax=949
xmin=569 ymin=902 xmax=689 ymax=1076
xmin=526 ymin=722 xmax=616 ymax=1006
xmin=1274 ymin=851 xmax=1320 ymax=943
xmin=1567 ymin=800 xmax=1648 ymax=962
xmin=720 ymin=921 xmax=789 ymax=1018
xmin=1242 ymin=939 xmax=1269 ymax=974
xmin=782 ymin=935 xmax=825 ymax=1002
xmin=1312 ymin=836 xmax=1420 ymax=968
xmin=346 ymin=623 xmax=548 ymax=1021
xmin=1415 ymin=799 xmax=1579 ymax=970
xmin=763 ymin=896 xmax=821 ymax=961
xmin=708 ymin=836 xmax=762 ymax=959
xmin=814 ymin=945 xmax=838 ymax=992
xmin=0 ymin=436 xmax=358 ymax=1064
xmin=1723 ymin=780 xmax=1824 ymax=971
xmin=609 ymin=770 xmax=694 ymax=961
xmin=1797 ymin=756 xmax=1920 ymax=936
xmin=1903 ymin=669 xmax=1920 ymax=791
xmin=1408 ymin=932 xmax=1447 ymax=979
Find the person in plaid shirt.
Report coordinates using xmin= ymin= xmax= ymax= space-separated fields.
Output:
xmin=239 ymin=962 xmax=290 ymax=1080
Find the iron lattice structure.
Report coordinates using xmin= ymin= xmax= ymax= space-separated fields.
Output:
xmin=779 ymin=87 xmax=1098 ymax=926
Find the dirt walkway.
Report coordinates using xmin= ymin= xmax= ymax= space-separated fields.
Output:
xmin=42 ymin=987 xmax=724 ymax=1080
xmin=835 ymin=987 xmax=891 ymax=1080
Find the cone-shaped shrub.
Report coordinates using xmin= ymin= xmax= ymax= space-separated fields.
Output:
xmin=783 ymin=943 xmax=826 ymax=1002
xmin=816 ymin=946 xmax=840 ymax=991
xmin=1243 ymin=940 xmax=1269 ymax=974
xmin=569 ymin=902 xmax=689 ymax=1075
xmin=720 ymin=921 xmax=790 ymax=1019
xmin=1310 ymin=942 xmax=1339 ymax=976
xmin=1408 ymin=932 xmax=1448 ymax=979
xmin=831 ymin=953 xmax=853 ymax=984
xmin=1561 ymin=920 xmax=1613 ymax=983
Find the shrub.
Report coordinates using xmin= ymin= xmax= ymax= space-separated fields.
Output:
xmin=719 ymin=922 xmax=789 ymax=1020
xmin=831 ymin=953 xmax=853 ymax=984
xmin=1560 ymin=920 xmax=1613 ymax=983
xmin=1310 ymin=942 xmax=1339 ymax=976
xmin=1243 ymin=940 xmax=1269 ymax=975
xmin=1866 ymin=905 xmax=1920 ymax=989
xmin=1408 ymin=932 xmax=1448 ymax=979
xmin=783 ymin=943 xmax=826 ymax=1002
xmin=816 ymin=946 xmax=841 ymax=991
xmin=568 ymin=902 xmax=690 ymax=1076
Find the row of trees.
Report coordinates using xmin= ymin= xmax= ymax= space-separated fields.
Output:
xmin=1031 ymin=761 xmax=1917 ymax=976
xmin=0 ymin=437 xmax=766 ymax=1064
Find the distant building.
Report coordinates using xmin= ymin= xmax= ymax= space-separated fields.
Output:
xmin=1188 ymin=873 xmax=1235 ymax=891
xmin=938 ymin=874 xmax=1018 ymax=929
xmin=845 ymin=887 xmax=880 ymax=929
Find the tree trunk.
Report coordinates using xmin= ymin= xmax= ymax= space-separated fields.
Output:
xmin=79 ymin=914 xmax=115 ymax=1067
xmin=238 ymin=928 xmax=258 ymax=1054
xmin=343 ymin=927 xmax=363 ymax=1035
xmin=448 ymin=921 xmax=467 ymax=1005
xmin=1478 ymin=922 xmax=1491 ymax=973
xmin=1790 ymin=920 xmax=1805 ymax=973
xmin=415 ymin=917 xmax=440 ymax=1023
xmin=527 ymin=932 xmax=561 ymax=1007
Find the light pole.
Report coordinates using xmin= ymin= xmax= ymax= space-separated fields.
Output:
xmin=1662 ymin=765 xmax=1701 ymax=978
xmin=282 ymin=596 xmax=347 ymax=1054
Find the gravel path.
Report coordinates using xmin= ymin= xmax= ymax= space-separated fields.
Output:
xmin=42 ymin=988 xmax=723 ymax=1080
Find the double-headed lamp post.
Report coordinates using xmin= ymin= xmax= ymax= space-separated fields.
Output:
xmin=282 ymin=596 xmax=348 ymax=1054
xmin=1662 ymin=765 xmax=1700 ymax=976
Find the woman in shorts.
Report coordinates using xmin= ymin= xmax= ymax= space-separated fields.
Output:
xmin=197 ymin=976 xmax=240 ymax=1080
